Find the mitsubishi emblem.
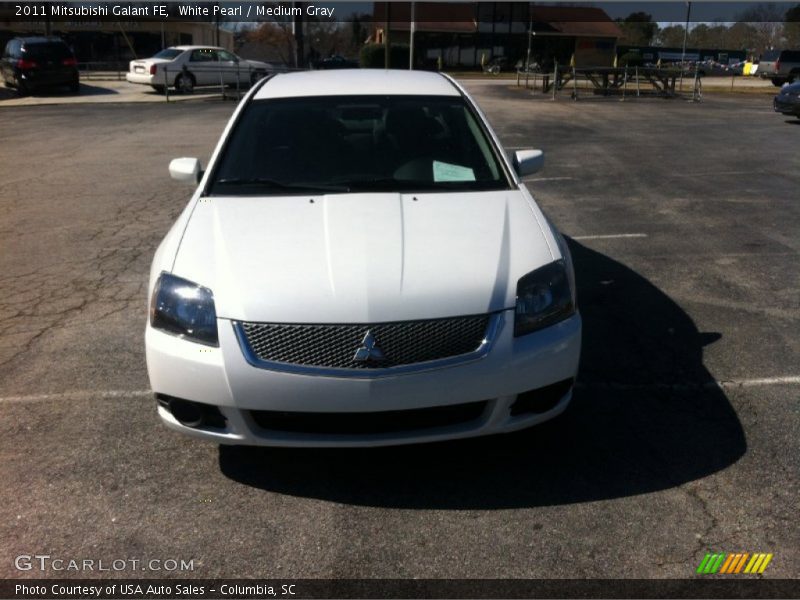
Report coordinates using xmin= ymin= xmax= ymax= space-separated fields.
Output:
xmin=353 ymin=330 xmax=386 ymax=363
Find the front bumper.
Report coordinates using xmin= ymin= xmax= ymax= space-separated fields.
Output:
xmin=145 ymin=310 xmax=582 ymax=447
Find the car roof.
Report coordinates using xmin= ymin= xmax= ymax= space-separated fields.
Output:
xmin=253 ymin=69 xmax=460 ymax=100
xmin=16 ymin=37 xmax=68 ymax=44
xmin=171 ymin=45 xmax=224 ymax=51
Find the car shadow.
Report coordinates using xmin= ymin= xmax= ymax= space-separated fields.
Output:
xmin=0 ymin=85 xmax=18 ymax=100
xmin=219 ymin=240 xmax=746 ymax=509
xmin=4 ymin=82 xmax=120 ymax=98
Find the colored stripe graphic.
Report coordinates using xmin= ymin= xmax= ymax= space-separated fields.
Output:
xmin=697 ymin=554 xmax=712 ymax=574
xmin=759 ymin=554 xmax=773 ymax=573
xmin=710 ymin=553 xmax=726 ymax=573
xmin=724 ymin=554 xmax=743 ymax=574
xmin=697 ymin=552 xmax=772 ymax=574
xmin=704 ymin=554 xmax=719 ymax=573
xmin=744 ymin=554 xmax=760 ymax=573
xmin=735 ymin=553 xmax=750 ymax=573
xmin=720 ymin=554 xmax=736 ymax=574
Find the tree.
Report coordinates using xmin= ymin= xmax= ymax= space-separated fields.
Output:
xmin=784 ymin=4 xmax=800 ymax=47
xmin=736 ymin=3 xmax=786 ymax=54
xmin=247 ymin=22 xmax=295 ymax=66
xmin=616 ymin=12 xmax=659 ymax=46
xmin=724 ymin=22 xmax=760 ymax=52
xmin=656 ymin=24 xmax=688 ymax=47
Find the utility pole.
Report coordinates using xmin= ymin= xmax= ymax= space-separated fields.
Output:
xmin=525 ymin=13 xmax=532 ymax=71
xmin=294 ymin=2 xmax=305 ymax=69
xmin=409 ymin=2 xmax=415 ymax=70
xmin=679 ymin=1 xmax=692 ymax=90
xmin=384 ymin=2 xmax=391 ymax=69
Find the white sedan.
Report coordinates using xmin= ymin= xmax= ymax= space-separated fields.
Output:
xmin=146 ymin=70 xmax=581 ymax=447
xmin=126 ymin=46 xmax=272 ymax=93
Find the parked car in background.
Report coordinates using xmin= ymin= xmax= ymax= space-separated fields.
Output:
xmin=314 ymin=55 xmax=359 ymax=69
xmin=483 ymin=56 xmax=511 ymax=75
xmin=758 ymin=49 xmax=800 ymax=86
xmin=126 ymin=46 xmax=272 ymax=93
xmin=146 ymin=69 xmax=581 ymax=447
xmin=1 ymin=36 xmax=79 ymax=94
xmin=773 ymin=80 xmax=800 ymax=118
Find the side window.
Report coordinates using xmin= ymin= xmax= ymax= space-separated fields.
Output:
xmin=218 ymin=50 xmax=237 ymax=62
xmin=190 ymin=49 xmax=217 ymax=62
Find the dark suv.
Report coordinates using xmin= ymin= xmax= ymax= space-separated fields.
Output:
xmin=1 ymin=37 xmax=79 ymax=94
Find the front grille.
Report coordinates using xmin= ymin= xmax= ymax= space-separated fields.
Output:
xmin=250 ymin=401 xmax=488 ymax=435
xmin=238 ymin=315 xmax=491 ymax=371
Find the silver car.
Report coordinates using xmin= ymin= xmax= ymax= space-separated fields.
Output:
xmin=126 ymin=45 xmax=272 ymax=93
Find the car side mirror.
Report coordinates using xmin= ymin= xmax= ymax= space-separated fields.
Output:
xmin=513 ymin=149 xmax=544 ymax=177
xmin=169 ymin=157 xmax=202 ymax=184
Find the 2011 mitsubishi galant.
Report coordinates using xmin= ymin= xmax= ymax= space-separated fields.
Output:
xmin=146 ymin=70 xmax=581 ymax=447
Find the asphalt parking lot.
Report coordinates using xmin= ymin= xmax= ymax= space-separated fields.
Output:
xmin=1 ymin=85 xmax=798 ymax=583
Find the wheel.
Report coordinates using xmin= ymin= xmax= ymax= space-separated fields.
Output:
xmin=151 ymin=84 xmax=165 ymax=94
xmin=250 ymin=71 xmax=264 ymax=86
xmin=174 ymin=73 xmax=195 ymax=94
xmin=15 ymin=76 xmax=28 ymax=96
xmin=771 ymin=77 xmax=785 ymax=87
xmin=69 ymin=78 xmax=79 ymax=93
xmin=489 ymin=65 xmax=500 ymax=75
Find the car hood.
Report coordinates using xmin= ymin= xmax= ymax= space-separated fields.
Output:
xmin=779 ymin=82 xmax=800 ymax=94
xmin=172 ymin=191 xmax=555 ymax=323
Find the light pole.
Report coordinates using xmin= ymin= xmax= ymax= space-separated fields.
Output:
xmin=409 ymin=2 xmax=415 ymax=69
xmin=679 ymin=1 xmax=692 ymax=90
xmin=525 ymin=15 xmax=532 ymax=71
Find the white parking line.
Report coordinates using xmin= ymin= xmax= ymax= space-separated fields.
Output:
xmin=577 ymin=376 xmax=800 ymax=391
xmin=524 ymin=176 xmax=575 ymax=182
xmin=1 ymin=376 xmax=799 ymax=405
xmin=572 ymin=233 xmax=648 ymax=240
xmin=0 ymin=390 xmax=151 ymax=404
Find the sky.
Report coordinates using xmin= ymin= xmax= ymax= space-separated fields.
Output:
xmin=221 ymin=1 xmax=799 ymax=28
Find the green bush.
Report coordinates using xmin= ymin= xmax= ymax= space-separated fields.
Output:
xmin=360 ymin=44 xmax=410 ymax=68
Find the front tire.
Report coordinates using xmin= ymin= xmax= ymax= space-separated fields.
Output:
xmin=771 ymin=77 xmax=786 ymax=87
xmin=174 ymin=73 xmax=195 ymax=94
xmin=15 ymin=76 xmax=28 ymax=96
xmin=69 ymin=78 xmax=79 ymax=94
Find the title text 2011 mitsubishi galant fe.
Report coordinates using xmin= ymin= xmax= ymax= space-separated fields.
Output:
xmin=146 ymin=70 xmax=581 ymax=447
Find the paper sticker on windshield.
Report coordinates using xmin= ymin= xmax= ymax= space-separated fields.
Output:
xmin=433 ymin=161 xmax=475 ymax=182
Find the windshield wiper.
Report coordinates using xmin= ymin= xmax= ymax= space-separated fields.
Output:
xmin=213 ymin=178 xmax=350 ymax=194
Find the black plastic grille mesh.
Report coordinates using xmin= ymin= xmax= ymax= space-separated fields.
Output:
xmin=240 ymin=315 xmax=490 ymax=369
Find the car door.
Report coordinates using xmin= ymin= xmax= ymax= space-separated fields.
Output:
xmin=188 ymin=48 xmax=218 ymax=86
xmin=216 ymin=50 xmax=241 ymax=84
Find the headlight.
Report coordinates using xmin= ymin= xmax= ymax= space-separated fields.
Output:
xmin=514 ymin=259 xmax=575 ymax=337
xmin=150 ymin=272 xmax=218 ymax=346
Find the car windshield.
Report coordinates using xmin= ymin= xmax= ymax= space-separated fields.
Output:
xmin=153 ymin=48 xmax=183 ymax=60
xmin=209 ymin=95 xmax=511 ymax=195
